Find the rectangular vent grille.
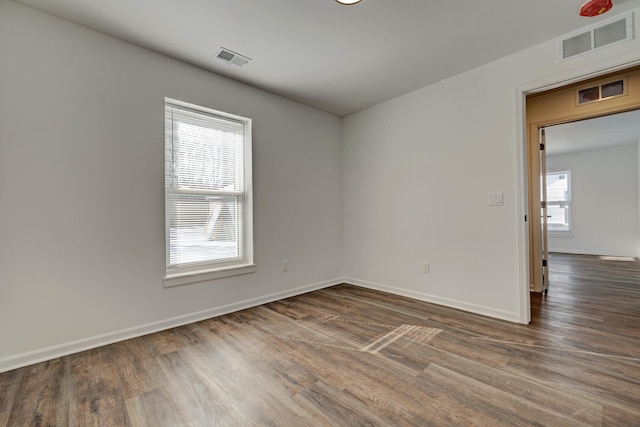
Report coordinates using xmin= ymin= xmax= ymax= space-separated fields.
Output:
xmin=215 ymin=48 xmax=251 ymax=67
xmin=559 ymin=12 xmax=634 ymax=61
xmin=594 ymin=18 xmax=627 ymax=48
xmin=576 ymin=78 xmax=627 ymax=105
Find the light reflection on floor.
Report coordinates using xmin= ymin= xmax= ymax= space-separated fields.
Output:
xmin=599 ymin=256 xmax=637 ymax=262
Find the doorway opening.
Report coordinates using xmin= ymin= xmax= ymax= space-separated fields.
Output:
xmin=525 ymin=66 xmax=640 ymax=318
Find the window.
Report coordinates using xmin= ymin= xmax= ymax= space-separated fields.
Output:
xmin=164 ymin=99 xmax=254 ymax=286
xmin=545 ymin=170 xmax=571 ymax=233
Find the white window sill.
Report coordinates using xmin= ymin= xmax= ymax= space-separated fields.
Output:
xmin=548 ymin=232 xmax=574 ymax=238
xmin=164 ymin=263 xmax=256 ymax=288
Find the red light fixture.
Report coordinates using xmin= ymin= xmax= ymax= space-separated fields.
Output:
xmin=580 ymin=0 xmax=613 ymax=17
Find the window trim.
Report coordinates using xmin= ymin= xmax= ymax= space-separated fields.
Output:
xmin=164 ymin=264 xmax=256 ymax=288
xmin=163 ymin=98 xmax=254 ymax=287
xmin=546 ymin=169 xmax=572 ymax=236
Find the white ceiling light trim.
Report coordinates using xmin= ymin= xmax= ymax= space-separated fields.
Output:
xmin=336 ymin=0 xmax=362 ymax=4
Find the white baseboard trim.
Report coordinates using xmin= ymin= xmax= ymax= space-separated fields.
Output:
xmin=549 ymin=248 xmax=638 ymax=258
xmin=343 ymin=277 xmax=522 ymax=324
xmin=0 ymin=278 xmax=341 ymax=373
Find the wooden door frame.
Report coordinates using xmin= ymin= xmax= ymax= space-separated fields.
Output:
xmin=515 ymin=58 xmax=640 ymax=324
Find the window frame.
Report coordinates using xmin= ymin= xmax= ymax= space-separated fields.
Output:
xmin=545 ymin=169 xmax=572 ymax=236
xmin=163 ymin=98 xmax=254 ymax=288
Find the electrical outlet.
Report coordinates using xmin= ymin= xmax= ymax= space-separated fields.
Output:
xmin=282 ymin=260 xmax=288 ymax=272
xmin=423 ymin=262 xmax=430 ymax=274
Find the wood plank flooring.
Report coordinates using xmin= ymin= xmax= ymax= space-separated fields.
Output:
xmin=2 ymin=252 xmax=640 ymax=425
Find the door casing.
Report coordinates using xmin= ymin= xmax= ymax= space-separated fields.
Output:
xmin=526 ymin=66 xmax=640 ymax=294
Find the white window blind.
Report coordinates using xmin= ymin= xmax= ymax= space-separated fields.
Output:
xmin=164 ymin=99 xmax=253 ymax=282
xmin=546 ymin=170 xmax=571 ymax=233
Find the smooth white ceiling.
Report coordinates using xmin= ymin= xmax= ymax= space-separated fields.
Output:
xmin=546 ymin=109 xmax=640 ymax=155
xmin=13 ymin=0 xmax=640 ymax=116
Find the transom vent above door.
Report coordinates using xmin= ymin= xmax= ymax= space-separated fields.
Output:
xmin=559 ymin=12 xmax=634 ymax=61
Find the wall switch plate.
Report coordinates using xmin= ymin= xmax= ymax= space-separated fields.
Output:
xmin=423 ymin=262 xmax=430 ymax=274
xmin=282 ymin=260 xmax=288 ymax=272
xmin=488 ymin=192 xmax=503 ymax=206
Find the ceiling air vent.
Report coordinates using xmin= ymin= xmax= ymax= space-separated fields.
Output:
xmin=215 ymin=48 xmax=251 ymax=67
xmin=559 ymin=12 xmax=634 ymax=61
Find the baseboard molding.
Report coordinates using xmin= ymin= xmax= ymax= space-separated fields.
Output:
xmin=0 ymin=278 xmax=341 ymax=373
xmin=343 ymin=277 xmax=521 ymax=323
xmin=549 ymin=248 xmax=638 ymax=258
xmin=0 ymin=276 xmax=526 ymax=373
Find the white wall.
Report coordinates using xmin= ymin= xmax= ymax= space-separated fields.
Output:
xmin=0 ymin=1 xmax=343 ymax=371
xmin=342 ymin=9 xmax=640 ymax=321
xmin=4 ymin=1 xmax=640 ymax=372
xmin=547 ymin=145 xmax=639 ymax=257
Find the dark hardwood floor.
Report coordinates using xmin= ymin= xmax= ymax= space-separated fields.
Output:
xmin=2 ymin=253 xmax=640 ymax=426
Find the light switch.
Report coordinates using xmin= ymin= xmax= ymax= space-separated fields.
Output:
xmin=488 ymin=192 xmax=503 ymax=206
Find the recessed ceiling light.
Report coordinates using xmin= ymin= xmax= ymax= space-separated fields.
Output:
xmin=336 ymin=0 xmax=362 ymax=4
